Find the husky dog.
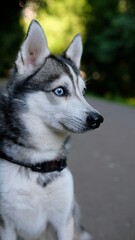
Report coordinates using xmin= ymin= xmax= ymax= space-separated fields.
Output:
xmin=0 ymin=20 xmax=103 ymax=240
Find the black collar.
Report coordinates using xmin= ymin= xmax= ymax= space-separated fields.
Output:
xmin=0 ymin=150 xmax=67 ymax=173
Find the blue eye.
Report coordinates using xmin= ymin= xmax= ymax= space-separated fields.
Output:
xmin=53 ymin=87 xmax=66 ymax=96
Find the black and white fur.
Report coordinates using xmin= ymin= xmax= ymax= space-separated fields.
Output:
xmin=0 ymin=20 xmax=103 ymax=240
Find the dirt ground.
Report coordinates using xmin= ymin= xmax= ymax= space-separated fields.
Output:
xmin=69 ymin=97 xmax=135 ymax=240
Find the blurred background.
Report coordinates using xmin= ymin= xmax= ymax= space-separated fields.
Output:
xmin=0 ymin=1 xmax=135 ymax=240
xmin=0 ymin=0 xmax=135 ymax=105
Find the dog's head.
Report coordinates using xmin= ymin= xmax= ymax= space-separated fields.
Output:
xmin=7 ymin=20 xmax=103 ymax=135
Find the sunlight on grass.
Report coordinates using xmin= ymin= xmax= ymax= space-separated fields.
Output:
xmin=127 ymin=98 xmax=135 ymax=106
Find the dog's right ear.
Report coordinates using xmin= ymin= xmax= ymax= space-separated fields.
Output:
xmin=15 ymin=20 xmax=50 ymax=77
xmin=65 ymin=34 xmax=83 ymax=69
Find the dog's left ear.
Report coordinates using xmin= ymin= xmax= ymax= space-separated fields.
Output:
xmin=65 ymin=34 xmax=83 ymax=69
xmin=15 ymin=20 xmax=50 ymax=77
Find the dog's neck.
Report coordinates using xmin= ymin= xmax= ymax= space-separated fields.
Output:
xmin=21 ymin=111 xmax=70 ymax=161
xmin=1 ymin=132 xmax=70 ymax=166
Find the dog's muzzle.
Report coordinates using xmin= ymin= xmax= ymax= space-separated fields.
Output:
xmin=86 ymin=112 xmax=104 ymax=129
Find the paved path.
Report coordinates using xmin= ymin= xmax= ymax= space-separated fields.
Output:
xmin=69 ymin=97 xmax=135 ymax=240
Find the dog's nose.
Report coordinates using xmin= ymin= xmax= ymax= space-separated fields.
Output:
xmin=86 ymin=112 xmax=104 ymax=129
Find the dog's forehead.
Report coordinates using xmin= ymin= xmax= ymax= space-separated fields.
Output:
xmin=55 ymin=56 xmax=85 ymax=89
xmin=40 ymin=56 xmax=77 ymax=81
xmin=41 ymin=55 xmax=84 ymax=87
xmin=12 ymin=55 xmax=85 ymax=94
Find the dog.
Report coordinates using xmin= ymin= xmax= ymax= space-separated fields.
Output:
xmin=0 ymin=20 xmax=103 ymax=240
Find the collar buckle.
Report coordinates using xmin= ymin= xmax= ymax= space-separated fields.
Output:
xmin=31 ymin=157 xmax=67 ymax=173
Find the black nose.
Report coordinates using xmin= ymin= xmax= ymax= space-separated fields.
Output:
xmin=86 ymin=112 xmax=104 ymax=129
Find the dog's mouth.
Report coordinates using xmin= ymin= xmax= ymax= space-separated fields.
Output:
xmin=59 ymin=115 xmax=103 ymax=133
xmin=60 ymin=120 xmax=98 ymax=134
xmin=60 ymin=122 xmax=89 ymax=133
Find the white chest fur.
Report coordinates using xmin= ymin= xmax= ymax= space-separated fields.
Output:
xmin=0 ymin=163 xmax=74 ymax=239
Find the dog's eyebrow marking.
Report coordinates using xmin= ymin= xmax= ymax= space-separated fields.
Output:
xmin=54 ymin=55 xmax=80 ymax=86
xmin=65 ymin=63 xmax=77 ymax=91
xmin=64 ymin=63 xmax=83 ymax=100
xmin=57 ymin=56 xmax=83 ymax=97
xmin=44 ymin=73 xmax=61 ymax=86
xmin=52 ymin=56 xmax=74 ymax=81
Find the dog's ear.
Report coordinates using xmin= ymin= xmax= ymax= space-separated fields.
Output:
xmin=65 ymin=34 xmax=83 ymax=69
xmin=15 ymin=20 xmax=50 ymax=77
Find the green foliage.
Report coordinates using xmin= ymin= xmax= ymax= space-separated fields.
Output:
xmin=0 ymin=0 xmax=135 ymax=100
xmin=0 ymin=1 xmax=24 ymax=76
xmin=83 ymin=0 xmax=135 ymax=98
xmin=22 ymin=0 xmax=91 ymax=54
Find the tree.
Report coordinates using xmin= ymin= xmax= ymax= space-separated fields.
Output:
xmin=0 ymin=0 xmax=91 ymax=77
xmin=0 ymin=1 xmax=24 ymax=76
xmin=22 ymin=0 xmax=91 ymax=54
xmin=83 ymin=0 xmax=135 ymax=98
